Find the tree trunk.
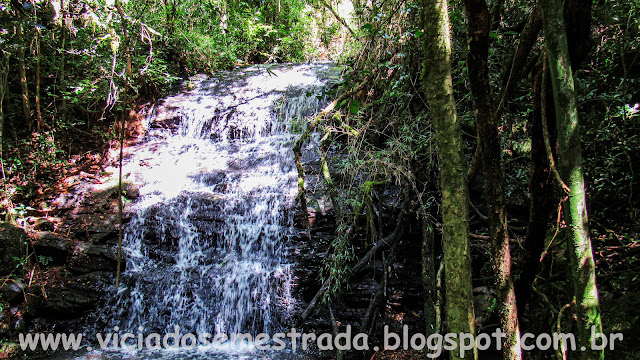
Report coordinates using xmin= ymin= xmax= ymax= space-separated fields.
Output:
xmin=516 ymin=66 xmax=557 ymax=319
xmin=541 ymin=0 xmax=603 ymax=358
xmin=59 ymin=0 xmax=68 ymax=122
xmin=34 ymin=19 xmax=44 ymax=131
xmin=517 ymin=0 xmax=590 ymax=323
xmin=422 ymin=0 xmax=477 ymax=358
xmin=462 ymin=0 xmax=522 ymax=358
xmin=421 ymin=219 xmax=437 ymax=337
xmin=16 ymin=22 xmax=33 ymax=129
xmin=0 ymin=52 xmax=10 ymax=221
xmin=0 ymin=53 xmax=8 ymax=160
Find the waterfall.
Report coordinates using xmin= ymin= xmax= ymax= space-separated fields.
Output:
xmin=105 ymin=63 xmax=338 ymax=351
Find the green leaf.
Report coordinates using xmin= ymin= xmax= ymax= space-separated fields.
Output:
xmin=349 ymin=100 xmax=361 ymax=115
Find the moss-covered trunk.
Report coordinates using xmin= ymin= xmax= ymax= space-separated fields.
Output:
xmin=541 ymin=0 xmax=603 ymax=358
xmin=422 ymin=0 xmax=476 ymax=358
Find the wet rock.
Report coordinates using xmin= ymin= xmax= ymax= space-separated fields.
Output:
xmin=150 ymin=115 xmax=181 ymax=130
xmin=68 ymin=213 xmax=119 ymax=242
xmin=0 ymin=223 xmax=27 ymax=276
xmin=90 ymin=229 xmax=119 ymax=245
xmin=192 ymin=171 xmax=226 ymax=187
xmin=68 ymin=243 xmax=119 ymax=274
xmin=34 ymin=218 xmax=55 ymax=231
xmin=38 ymin=285 xmax=97 ymax=319
xmin=76 ymin=271 xmax=115 ymax=294
xmin=124 ymin=182 xmax=141 ymax=199
xmin=31 ymin=232 xmax=72 ymax=265
xmin=0 ymin=280 xmax=25 ymax=304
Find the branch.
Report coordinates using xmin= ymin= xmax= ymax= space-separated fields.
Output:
xmin=319 ymin=0 xmax=357 ymax=38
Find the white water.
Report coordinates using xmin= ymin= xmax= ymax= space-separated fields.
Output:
xmin=86 ymin=63 xmax=339 ymax=357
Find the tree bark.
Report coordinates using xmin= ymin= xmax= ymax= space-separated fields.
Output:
xmin=59 ymin=0 xmax=69 ymax=122
xmin=462 ymin=0 xmax=521 ymax=358
xmin=517 ymin=0 xmax=591 ymax=323
xmin=0 ymin=53 xmax=9 ymax=221
xmin=33 ymin=9 xmax=44 ymax=132
xmin=16 ymin=22 xmax=33 ymax=129
xmin=421 ymin=219 xmax=437 ymax=337
xmin=0 ymin=53 xmax=8 ymax=162
xmin=516 ymin=66 xmax=557 ymax=319
xmin=541 ymin=0 xmax=603 ymax=358
xmin=422 ymin=0 xmax=477 ymax=357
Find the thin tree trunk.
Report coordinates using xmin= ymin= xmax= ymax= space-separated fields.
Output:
xmin=0 ymin=53 xmax=10 ymax=222
xmin=516 ymin=66 xmax=557 ymax=318
xmin=422 ymin=0 xmax=476 ymax=357
xmin=421 ymin=219 xmax=437 ymax=337
xmin=497 ymin=0 xmax=541 ymax=116
xmin=517 ymin=0 xmax=590 ymax=323
xmin=34 ymin=19 xmax=44 ymax=131
xmin=115 ymin=0 xmax=131 ymax=290
xmin=0 ymin=52 xmax=9 ymax=168
xmin=59 ymin=0 xmax=68 ymax=122
xmin=462 ymin=0 xmax=522 ymax=358
xmin=541 ymin=0 xmax=603 ymax=358
xmin=16 ymin=22 xmax=33 ymax=130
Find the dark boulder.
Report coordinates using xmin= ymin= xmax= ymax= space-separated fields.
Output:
xmin=37 ymin=285 xmax=97 ymax=319
xmin=0 ymin=223 xmax=27 ymax=276
xmin=0 ymin=280 xmax=25 ymax=305
xmin=33 ymin=218 xmax=55 ymax=231
xmin=31 ymin=232 xmax=72 ymax=265
xmin=68 ymin=213 xmax=119 ymax=243
xmin=68 ymin=243 xmax=119 ymax=274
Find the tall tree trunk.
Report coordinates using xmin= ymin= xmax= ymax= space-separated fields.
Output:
xmin=0 ymin=53 xmax=10 ymax=221
xmin=462 ymin=0 xmax=522 ymax=358
xmin=516 ymin=66 xmax=557 ymax=319
xmin=16 ymin=22 xmax=33 ymax=130
xmin=541 ymin=0 xmax=603 ymax=358
xmin=516 ymin=0 xmax=590 ymax=323
xmin=34 ymin=17 xmax=44 ymax=131
xmin=59 ymin=0 xmax=68 ymax=122
xmin=0 ymin=52 xmax=9 ymax=166
xmin=422 ymin=0 xmax=477 ymax=358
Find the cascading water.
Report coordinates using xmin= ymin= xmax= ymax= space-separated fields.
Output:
xmin=101 ymin=63 xmax=338 ymax=355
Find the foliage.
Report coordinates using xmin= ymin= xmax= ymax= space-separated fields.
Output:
xmin=314 ymin=0 xmax=440 ymax=301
